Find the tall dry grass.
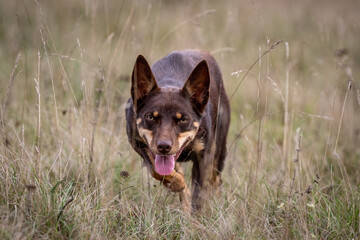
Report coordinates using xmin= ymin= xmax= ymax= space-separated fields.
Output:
xmin=0 ymin=0 xmax=359 ymax=239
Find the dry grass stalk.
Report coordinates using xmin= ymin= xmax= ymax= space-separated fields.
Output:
xmin=255 ymin=45 xmax=263 ymax=185
xmin=40 ymin=27 xmax=60 ymax=138
xmin=333 ymin=64 xmax=354 ymax=198
xmin=322 ymin=90 xmax=336 ymax=169
xmin=159 ymin=9 xmax=216 ymax=43
xmin=1 ymin=52 xmax=22 ymax=210
xmin=284 ymin=127 xmax=302 ymax=239
xmin=34 ymin=51 xmax=41 ymax=173
xmin=88 ymin=57 xmax=106 ymax=183
xmin=229 ymin=40 xmax=284 ymax=101
xmin=1 ymin=52 xmax=22 ymax=130
xmin=282 ymin=42 xmax=290 ymax=175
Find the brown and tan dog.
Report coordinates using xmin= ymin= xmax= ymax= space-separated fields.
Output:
xmin=126 ymin=50 xmax=230 ymax=212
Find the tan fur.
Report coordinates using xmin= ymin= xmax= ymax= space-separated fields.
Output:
xmin=136 ymin=118 xmax=142 ymax=125
xmin=176 ymin=163 xmax=191 ymax=213
xmin=178 ymin=130 xmax=197 ymax=148
xmin=153 ymin=111 xmax=159 ymax=117
xmin=176 ymin=112 xmax=182 ymax=119
xmin=193 ymin=139 xmax=205 ymax=153
xmin=193 ymin=121 xmax=199 ymax=128
xmin=138 ymin=127 xmax=153 ymax=145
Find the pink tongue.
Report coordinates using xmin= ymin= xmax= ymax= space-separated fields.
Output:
xmin=155 ymin=155 xmax=175 ymax=175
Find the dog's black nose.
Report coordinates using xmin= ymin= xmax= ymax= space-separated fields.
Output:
xmin=157 ymin=140 xmax=172 ymax=154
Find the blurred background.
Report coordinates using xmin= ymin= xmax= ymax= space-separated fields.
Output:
xmin=0 ymin=0 xmax=359 ymax=239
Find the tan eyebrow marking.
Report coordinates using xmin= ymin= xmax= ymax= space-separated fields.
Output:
xmin=176 ymin=112 xmax=182 ymax=119
xmin=136 ymin=118 xmax=142 ymax=125
xmin=193 ymin=122 xmax=199 ymax=128
xmin=153 ymin=111 xmax=159 ymax=117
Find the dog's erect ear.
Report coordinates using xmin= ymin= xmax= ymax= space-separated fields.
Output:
xmin=131 ymin=55 xmax=159 ymax=111
xmin=181 ymin=60 xmax=210 ymax=114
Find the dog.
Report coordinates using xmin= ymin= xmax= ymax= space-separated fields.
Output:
xmin=125 ymin=50 xmax=230 ymax=212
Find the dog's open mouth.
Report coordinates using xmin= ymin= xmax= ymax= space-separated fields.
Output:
xmin=151 ymin=143 xmax=186 ymax=176
xmin=154 ymin=155 xmax=175 ymax=175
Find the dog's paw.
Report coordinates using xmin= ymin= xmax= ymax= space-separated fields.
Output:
xmin=166 ymin=181 xmax=185 ymax=192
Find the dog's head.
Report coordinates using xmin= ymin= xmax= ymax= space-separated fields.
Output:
xmin=131 ymin=55 xmax=210 ymax=175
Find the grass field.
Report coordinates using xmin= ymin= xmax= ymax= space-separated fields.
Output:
xmin=1 ymin=0 xmax=360 ymax=239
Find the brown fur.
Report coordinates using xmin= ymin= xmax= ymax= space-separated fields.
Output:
xmin=126 ymin=50 xmax=230 ymax=212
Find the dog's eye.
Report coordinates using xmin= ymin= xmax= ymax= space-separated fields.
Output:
xmin=179 ymin=117 xmax=189 ymax=123
xmin=146 ymin=115 xmax=154 ymax=121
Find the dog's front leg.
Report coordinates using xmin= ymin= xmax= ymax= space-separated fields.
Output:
xmin=174 ymin=163 xmax=191 ymax=214
xmin=142 ymin=150 xmax=191 ymax=213
xmin=191 ymin=150 xmax=213 ymax=211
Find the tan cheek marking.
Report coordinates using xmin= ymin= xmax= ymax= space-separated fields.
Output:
xmin=178 ymin=130 xmax=196 ymax=139
xmin=176 ymin=112 xmax=182 ymax=119
xmin=138 ymin=127 xmax=153 ymax=145
xmin=153 ymin=111 xmax=159 ymax=117
xmin=193 ymin=122 xmax=199 ymax=128
xmin=136 ymin=118 xmax=142 ymax=125
xmin=178 ymin=130 xmax=196 ymax=148
xmin=193 ymin=139 xmax=205 ymax=153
